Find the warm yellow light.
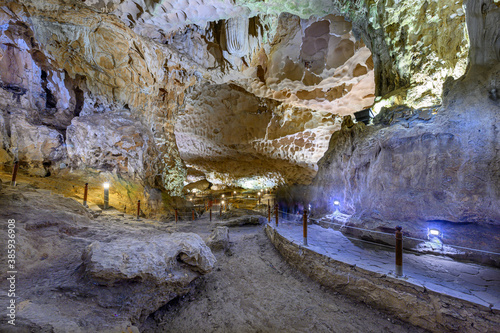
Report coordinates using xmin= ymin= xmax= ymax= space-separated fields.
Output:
xmin=222 ymin=194 xmax=225 ymax=198
xmin=221 ymin=200 xmax=225 ymax=204
xmin=103 ymin=182 xmax=110 ymax=189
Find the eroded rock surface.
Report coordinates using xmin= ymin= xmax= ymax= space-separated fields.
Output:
xmin=0 ymin=185 xmax=215 ymax=331
xmin=309 ymin=66 xmax=500 ymax=250
xmin=206 ymin=226 xmax=230 ymax=251
xmin=216 ymin=215 xmax=266 ymax=227
xmin=0 ymin=0 xmax=484 ymax=192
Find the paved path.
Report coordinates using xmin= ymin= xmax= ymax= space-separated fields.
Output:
xmin=269 ymin=219 xmax=500 ymax=310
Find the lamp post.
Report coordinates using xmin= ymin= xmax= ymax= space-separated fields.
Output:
xmin=333 ymin=200 xmax=340 ymax=211
xmin=258 ymin=192 xmax=261 ymax=204
xmin=103 ymin=182 xmax=110 ymax=209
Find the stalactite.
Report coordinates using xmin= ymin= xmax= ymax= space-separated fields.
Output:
xmin=224 ymin=17 xmax=249 ymax=57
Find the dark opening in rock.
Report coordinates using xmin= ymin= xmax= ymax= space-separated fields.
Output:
xmin=41 ymin=70 xmax=57 ymax=109
xmin=73 ymin=86 xmax=84 ymax=116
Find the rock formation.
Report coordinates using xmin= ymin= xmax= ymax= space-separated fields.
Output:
xmin=309 ymin=1 xmax=500 ymax=254
xmin=0 ymin=185 xmax=215 ymax=331
xmin=0 ymin=0 xmax=499 ymax=330
xmin=1 ymin=0 xmax=376 ymax=195
xmin=0 ymin=0 xmax=498 ymax=216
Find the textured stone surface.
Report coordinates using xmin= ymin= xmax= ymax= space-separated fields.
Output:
xmin=0 ymin=185 xmax=215 ymax=331
xmin=0 ymin=0 xmax=497 ymax=201
xmin=0 ymin=0 xmax=188 ymax=194
xmin=9 ymin=112 xmax=66 ymax=168
xmin=216 ymin=215 xmax=265 ymax=227
xmin=67 ymin=112 xmax=151 ymax=178
xmin=82 ymin=233 xmax=215 ymax=285
xmin=308 ymin=1 xmax=500 ymax=242
xmin=174 ymin=13 xmax=375 ymax=186
xmin=206 ymin=226 xmax=230 ymax=251
xmin=309 ymin=66 xmax=500 ymax=250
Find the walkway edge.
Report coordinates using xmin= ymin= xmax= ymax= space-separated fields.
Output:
xmin=265 ymin=225 xmax=500 ymax=333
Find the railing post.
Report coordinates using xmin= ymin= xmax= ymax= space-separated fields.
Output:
xmin=274 ymin=204 xmax=279 ymax=227
xmin=395 ymin=226 xmax=403 ymax=277
xmin=192 ymin=209 xmax=195 ymax=221
xmin=303 ymin=210 xmax=308 ymax=246
xmin=11 ymin=161 xmax=19 ymax=186
xmin=268 ymin=202 xmax=271 ymax=223
xmin=136 ymin=200 xmax=141 ymax=220
xmin=219 ymin=204 xmax=222 ymax=218
xmin=83 ymin=183 xmax=88 ymax=207
xmin=210 ymin=208 xmax=212 ymax=221
xmin=175 ymin=209 xmax=178 ymax=224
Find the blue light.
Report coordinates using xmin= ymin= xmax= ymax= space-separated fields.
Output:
xmin=427 ymin=228 xmax=443 ymax=240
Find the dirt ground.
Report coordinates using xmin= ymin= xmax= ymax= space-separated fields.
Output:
xmin=142 ymin=222 xmax=427 ymax=333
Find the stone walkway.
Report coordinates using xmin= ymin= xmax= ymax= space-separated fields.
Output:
xmin=269 ymin=220 xmax=500 ymax=310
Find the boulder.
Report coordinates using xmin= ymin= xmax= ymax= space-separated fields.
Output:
xmin=215 ymin=215 xmax=265 ymax=227
xmin=183 ymin=179 xmax=211 ymax=192
xmin=9 ymin=113 xmax=66 ymax=165
xmin=207 ymin=226 xmax=229 ymax=251
xmin=81 ymin=232 xmax=216 ymax=321
xmin=82 ymin=233 xmax=215 ymax=286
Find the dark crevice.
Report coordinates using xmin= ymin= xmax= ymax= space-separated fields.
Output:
xmin=41 ymin=70 xmax=57 ymax=109
xmin=73 ymin=86 xmax=84 ymax=116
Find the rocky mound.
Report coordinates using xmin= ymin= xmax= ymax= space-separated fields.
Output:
xmin=0 ymin=185 xmax=215 ymax=332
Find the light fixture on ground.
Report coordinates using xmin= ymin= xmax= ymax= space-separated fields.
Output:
xmin=428 ymin=229 xmax=441 ymax=237
xmin=427 ymin=228 xmax=443 ymax=241
xmin=427 ymin=228 xmax=444 ymax=250
xmin=103 ymin=182 xmax=110 ymax=209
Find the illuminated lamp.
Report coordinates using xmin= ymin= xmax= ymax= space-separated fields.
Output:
xmin=427 ymin=228 xmax=443 ymax=240
xmin=103 ymin=182 xmax=110 ymax=209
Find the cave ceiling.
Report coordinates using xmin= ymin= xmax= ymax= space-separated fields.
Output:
xmin=0 ymin=0 xmax=482 ymax=193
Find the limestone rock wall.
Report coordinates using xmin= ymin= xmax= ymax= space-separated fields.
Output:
xmin=310 ymin=3 xmax=500 ymax=243
xmin=66 ymin=112 xmax=150 ymax=178
xmin=0 ymin=0 xmax=494 ymax=203
xmin=173 ymin=13 xmax=375 ymax=187
xmin=0 ymin=0 xmax=194 ymax=197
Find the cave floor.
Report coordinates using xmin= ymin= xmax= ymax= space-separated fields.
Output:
xmin=1 ymin=171 xmax=497 ymax=332
xmin=141 ymin=217 xmax=427 ymax=333
xmin=270 ymin=220 xmax=500 ymax=311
